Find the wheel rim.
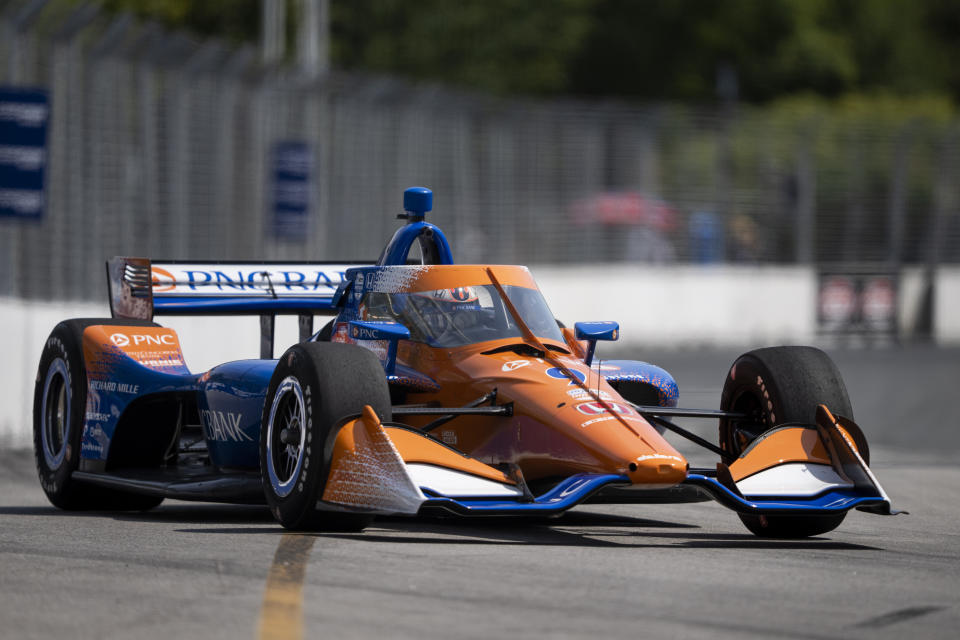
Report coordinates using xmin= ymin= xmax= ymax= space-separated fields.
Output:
xmin=41 ymin=358 xmax=71 ymax=470
xmin=265 ymin=376 xmax=307 ymax=498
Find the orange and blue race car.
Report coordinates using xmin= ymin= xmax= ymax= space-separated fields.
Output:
xmin=34 ymin=187 xmax=900 ymax=537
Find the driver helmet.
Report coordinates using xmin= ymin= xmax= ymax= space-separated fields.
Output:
xmin=407 ymin=286 xmax=482 ymax=337
xmin=417 ymin=287 xmax=479 ymax=305
xmin=408 ymin=286 xmax=481 ymax=314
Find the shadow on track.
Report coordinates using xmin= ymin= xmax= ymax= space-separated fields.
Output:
xmin=0 ymin=503 xmax=881 ymax=551
xmin=0 ymin=502 xmax=274 ymax=524
xmin=166 ymin=507 xmax=880 ymax=551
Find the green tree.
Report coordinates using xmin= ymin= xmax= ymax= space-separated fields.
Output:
xmin=95 ymin=0 xmax=259 ymax=43
xmin=332 ymin=0 xmax=594 ymax=95
xmin=570 ymin=0 xmax=960 ymax=103
xmin=76 ymin=0 xmax=960 ymax=103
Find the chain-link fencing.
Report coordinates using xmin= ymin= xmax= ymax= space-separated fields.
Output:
xmin=1 ymin=3 xmax=959 ymax=304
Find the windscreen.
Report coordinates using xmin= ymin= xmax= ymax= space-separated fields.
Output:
xmin=360 ymin=285 xmax=564 ymax=348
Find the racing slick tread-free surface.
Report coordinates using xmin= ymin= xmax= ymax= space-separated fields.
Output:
xmin=33 ymin=318 xmax=165 ymax=511
xmin=719 ymin=346 xmax=854 ymax=538
xmin=260 ymin=342 xmax=392 ymax=531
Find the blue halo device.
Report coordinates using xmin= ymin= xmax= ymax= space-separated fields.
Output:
xmin=403 ymin=187 xmax=433 ymax=219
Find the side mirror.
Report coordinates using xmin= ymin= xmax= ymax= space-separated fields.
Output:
xmin=349 ymin=320 xmax=411 ymax=375
xmin=573 ymin=321 xmax=619 ymax=366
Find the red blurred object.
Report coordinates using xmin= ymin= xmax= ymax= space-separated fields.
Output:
xmin=572 ymin=191 xmax=679 ymax=231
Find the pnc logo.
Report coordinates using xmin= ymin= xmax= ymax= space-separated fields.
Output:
xmin=110 ymin=332 xmax=176 ymax=348
xmin=151 ymin=267 xmax=176 ymax=292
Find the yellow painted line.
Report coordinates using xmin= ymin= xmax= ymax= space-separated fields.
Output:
xmin=258 ymin=534 xmax=317 ymax=640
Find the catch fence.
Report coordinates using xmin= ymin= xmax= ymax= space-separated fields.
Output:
xmin=1 ymin=2 xmax=958 ymax=304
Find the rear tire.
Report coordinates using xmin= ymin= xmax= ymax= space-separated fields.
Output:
xmin=719 ymin=346 xmax=854 ymax=538
xmin=33 ymin=319 xmax=165 ymax=511
xmin=260 ymin=342 xmax=392 ymax=531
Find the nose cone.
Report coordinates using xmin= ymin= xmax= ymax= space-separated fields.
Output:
xmin=627 ymin=453 xmax=688 ymax=487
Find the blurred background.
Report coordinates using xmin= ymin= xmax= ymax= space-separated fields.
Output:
xmin=1 ymin=0 xmax=958 ymax=446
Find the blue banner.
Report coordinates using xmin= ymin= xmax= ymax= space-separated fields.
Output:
xmin=0 ymin=87 xmax=49 ymax=220
xmin=270 ymin=141 xmax=313 ymax=240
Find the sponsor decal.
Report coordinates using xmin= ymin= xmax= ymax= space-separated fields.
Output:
xmin=579 ymin=415 xmax=645 ymax=428
xmin=133 ymin=357 xmax=185 ymax=368
xmin=332 ymin=323 xmax=350 ymax=343
xmin=151 ymin=267 xmax=176 ymax=292
xmin=81 ymin=424 xmax=110 ymax=457
xmin=81 ymin=441 xmax=104 ymax=455
xmin=200 ymin=409 xmax=253 ymax=442
xmin=353 ymin=326 xmax=382 ymax=341
xmin=88 ymin=380 xmax=139 ymax=394
xmin=441 ymin=430 xmax=457 ymax=445
xmin=105 ymin=328 xmax=187 ymax=371
xmin=353 ymin=273 xmax=365 ymax=301
xmin=149 ymin=264 xmax=347 ymax=296
xmin=545 ymin=367 xmax=587 ymax=385
xmin=593 ymin=363 xmax=621 ymax=371
xmin=84 ymin=411 xmax=110 ymax=423
xmin=575 ymin=401 xmax=630 ymax=416
xmin=110 ymin=332 xmax=176 ymax=348
xmin=567 ymin=388 xmax=611 ymax=400
xmin=501 ymin=360 xmax=530 ymax=372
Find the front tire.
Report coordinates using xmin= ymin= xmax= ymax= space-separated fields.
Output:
xmin=719 ymin=346 xmax=855 ymax=538
xmin=260 ymin=342 xmax=392 ymax=531
xmin=33 ymin=319 xmax=164 ymax=511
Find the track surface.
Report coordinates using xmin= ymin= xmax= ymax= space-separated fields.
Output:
xmin=1 ymin=347 xmax=958 ymax=639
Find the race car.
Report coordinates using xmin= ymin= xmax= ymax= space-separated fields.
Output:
xmin=33 ymin=187 xmax=899 ymax=538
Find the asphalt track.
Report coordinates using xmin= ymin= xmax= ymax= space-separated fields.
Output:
xmin=1 ymin=346 xmax=958 ymax=639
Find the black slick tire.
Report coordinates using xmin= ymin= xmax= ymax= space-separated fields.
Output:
xmin=260 ymin=342 xmax=391 ymax=531
xmin=719 ymin=346 xmax=856 ymax=538
xmin=33 ymin=318 xmax=165 ymax=511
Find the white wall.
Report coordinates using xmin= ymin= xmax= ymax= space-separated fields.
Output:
xmin=3 ymin=265 xmax=958 ymax=448
xmin=936 ymin=267 xmax=960 ymax=343
xmin=534 ymin=265 xmax=817 ymax=348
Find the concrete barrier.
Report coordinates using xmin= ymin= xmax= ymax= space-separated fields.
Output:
xmin=533 ymin=264 xmax=817 ymax=347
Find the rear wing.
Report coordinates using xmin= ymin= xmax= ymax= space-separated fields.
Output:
xmin=107 ymin=258 xmax=367 ymax=317
xmin=107 ymin=257 xmax=369 ymax=356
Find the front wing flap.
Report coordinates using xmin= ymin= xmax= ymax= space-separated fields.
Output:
xmin=317 ymin=406 xmax=630 ymax=517
xmin=685 ymin=405 xmax=901 ymax=517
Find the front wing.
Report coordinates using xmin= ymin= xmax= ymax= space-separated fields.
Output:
xmin=318 ymin=405 xmax=898 ymax=520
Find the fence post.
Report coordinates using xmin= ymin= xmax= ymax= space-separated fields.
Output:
xmin=795 ymin=127 xmax=817 ymax=264
xmin=886 ymin=124 xmax=913 ymax=268
xmin=842 ymin=130 xmax=866 ymax=262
